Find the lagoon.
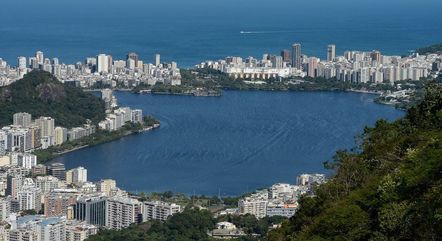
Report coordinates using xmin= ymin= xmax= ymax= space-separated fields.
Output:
xmin=53 ymin=91 xmax=404 ymax=196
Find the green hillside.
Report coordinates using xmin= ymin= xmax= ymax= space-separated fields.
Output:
xmin=0 ymin=70 xmax=105 ymax=128
xmin=416 ymin=43 xmax=442 ymax=55
xmin=267 ymin=83 xmax=442 ymax=240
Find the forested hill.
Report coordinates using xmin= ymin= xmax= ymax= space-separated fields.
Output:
xmin=416 ymin=43 xmax=442 ymax=55
xmin=0 ymin=70 xmax=105 ymax=128
xmin=267 ymin=83 xmax=442 ymax=240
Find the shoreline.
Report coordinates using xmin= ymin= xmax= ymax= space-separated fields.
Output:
xmin=42 ymin=123 xmax=160 ymax=164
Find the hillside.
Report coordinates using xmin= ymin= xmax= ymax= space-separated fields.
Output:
xmin=266 ymin=83 xmax=442 ymax=240
xmin=416 ymin=43 xmax=442 ymax=55
xmin=0 ymin=70 xmax=105 ymax=128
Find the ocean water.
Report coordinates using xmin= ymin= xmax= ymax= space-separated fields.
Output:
xmin=53 ymin=91 xmax=404 ymax=196
xmin=0 ymin=0 xmax=442 ymax=67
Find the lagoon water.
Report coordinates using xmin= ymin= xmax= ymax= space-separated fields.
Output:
xmin=53 ymin=91 xmax=403 ymax=196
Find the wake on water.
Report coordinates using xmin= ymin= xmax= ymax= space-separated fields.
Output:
xmin=240 ymin=30 xmax=294 ymax=34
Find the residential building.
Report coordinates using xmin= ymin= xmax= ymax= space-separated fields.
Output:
xmin=142 ymin=201 xmax=181 ymax=222
xmin=106 ymin=197 xmax=141 ymax=230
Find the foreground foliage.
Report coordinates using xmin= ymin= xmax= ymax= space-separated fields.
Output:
xmin=0 ymin=70 xmax=105 ymax=128
xmin=266 ymin=83 xmax=442 ymax=240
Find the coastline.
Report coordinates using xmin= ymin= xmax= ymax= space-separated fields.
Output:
xmin=39 ymin=123 xmax=160 ymax=164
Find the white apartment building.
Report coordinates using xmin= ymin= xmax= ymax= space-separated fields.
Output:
xmin=142 ymin=201 xmax=181 ymax=222
xmin=105 ymin=197 xmax=141 ymax=230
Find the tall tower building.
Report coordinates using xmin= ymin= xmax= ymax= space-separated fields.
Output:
xmin=72 ymin=166 xmax=87 ymax=184
xmin=13 ymin=112 xmax=32 ymax=128
xmin=291 ymin=43 xmax=302 ymax=70
xmin=370 ymin=50 xmax=382 ymax=63
xmin=271 ymin=56 xmax=283 ymax=69
xmin=17 ymin=57 xmax=27 ymax=69
xmin=308 ymin=57 xmax=319 ymax=77
xmin=36 ymin=51 xmax=44 ymax=65
xmin=35 ymin=117 xmax=55 ymax=138
xmin=127 ymin=52 xmax=139 ymax=68
xmin=280 ymin=49 xmax=291 ymax=62
xmin=96 ymin=54 xmax=109 ymax=74
xmin=74 ymin=195 xmax=107 ymax=226
xmin=54 ymin=127 xmax=67 ymax=146
xmin=327 ymin=44 xmax=336 ymax=62
xmin=155 ymin=54 xmax=161 ymax=67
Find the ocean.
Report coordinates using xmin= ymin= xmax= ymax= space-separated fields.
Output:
xmin=0 ymin=0 xmax=441 ymax=67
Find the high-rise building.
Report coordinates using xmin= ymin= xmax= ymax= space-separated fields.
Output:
xmin=308 ymin=57 xmax=319 ymax=77
xmin=327 ymin=44 xmax=336 ymax=62
xmin=74 ymin=195 xmax=107 ymax=226
xmin=142 ymin=201 xmax=181 ymax=222
xmin=36 ymin=51 xmax=44 ymax=65
xmin=48 ymin=163 xmax=66 ymax=181
xmin=280 ymin=49 xmax=291 ymax=62
xmin=28 ymin=125 xmax=42 ymax=149
xmin=271 ymin=56 xmax=283 ymax=69
xmin=0 ymin=198 xmax=10 ymax=221
xmin=35 ymin=117 xmax=55 ymax=138
xmin=106 ymin=197 xmax=141 ymax=230
xmin=370 ymin=50 xmax=382 ymax=63
xmin=13 ymin=113 xmax=32 ymax=128
xmin=17 ymin=153 xmax=37 ymax=169
xmin=97 ymin=179 xmax=116 ymax=196
xmin=127 ymin=52 xmax=139 ymax=68
xmin=17 ymin=178 xmax=41 ymax=213
xmin=126 ymin=58 xmax=136 ymax=70
xmin=54 ymin=127 xmax=67 ymax=146
xmin=6 ymin=174 xmax=23 ymax=198
xmin=44 ymin=192 xmax=77 ymax=217
xmin=17 ymin=57 xmax=27 ymax=69
xmin=35 ymin=175 xmax=60 ymax=194
xmin=0 ymin=130 xmax=7 ymax=155
xmin=96 ymin=54 xmax=109 ymax=74
xmin=291 ymin=43 xmax=302 ymax=70
xmin=155 ymin=54 xmax=161 ymax=66
xmin=131 ymin=109 xmax=143 ymax=124
xmin=71 ymin=166 xmax=87 ymax=184
xmin=4 ymin=127 xmax=32 ymax=152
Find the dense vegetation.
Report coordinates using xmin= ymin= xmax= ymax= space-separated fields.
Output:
xmin=266 ymin=83 xmax=442 ymax=241
xmin=0 ymin=70 xmax=105 ymax=128
xmin=86 ymin=206 xmax=284 ymax=241
xmin=416 ymin=43 xmax=442 ymax=55
xmin=87 ymin=208 xmax=215 ymax=241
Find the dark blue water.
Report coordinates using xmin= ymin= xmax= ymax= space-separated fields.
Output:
xmin=1 ymin=0 xmax=442 ymax=66
xmin=53 ymin=91 xmax=403 ymax=195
